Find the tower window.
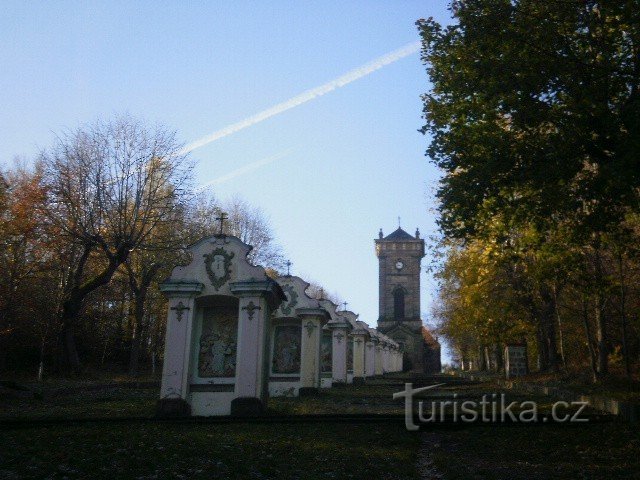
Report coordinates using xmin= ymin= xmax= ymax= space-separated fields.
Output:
xmin=393 ymin=288 xmax=405 ymax=319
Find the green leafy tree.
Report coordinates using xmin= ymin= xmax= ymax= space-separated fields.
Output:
xmin=419 ymin=1 xmax=640 ymax=378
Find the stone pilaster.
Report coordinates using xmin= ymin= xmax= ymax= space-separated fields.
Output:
xmin=230 ymin=279 xmax=283 ymax=415
xmin=364 ymin=339 xmax=376 ymax=378
xmin=296 ymin=308 xmax=328 ymax=395
xmin=351 ymin=328 xmax=367 ymax=384
xmin=328 ymin=318 xmax=350 ymax=385
xmin=374 ymin=341 xmax=384 ymax=377
xmin=157 ymin=281 xmax=203 ymax=417
xmin=383 ymin=343 xmax=390 ymax=373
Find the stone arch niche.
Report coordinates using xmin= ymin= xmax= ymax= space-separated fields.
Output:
xmin=339 ymin=311 xmax=359 ymax=384
xmin=157 ymin=234 xmax=284 ymax=417
xmin=318 ymin=298 xmax=339 ymax=388
xmin=194 ymin=295 xmax=239 ymax=380
xmin=269 ymin=275 xmax=330 ymax=397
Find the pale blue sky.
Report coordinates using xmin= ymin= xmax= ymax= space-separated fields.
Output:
xmin=1 ymin=1 xmax=453 ymax=358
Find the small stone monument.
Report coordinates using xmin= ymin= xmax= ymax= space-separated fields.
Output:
xmin=364 ymin=325 xmax=379 ymax=377
xmin=327 ymin=313 xmax=352 ymax=386
xmin=340 ymin=310 xmax=359 ymax=384
xmin=504 ymin=343 xmax=528 ymax=379
xmin=352 ymin=320 xmax=370 ymax=384
xmin=269 ymin=275 xmax=330 ymax=397
xmin=157 ymin=234 xmax=284 ymax=417
xmin=318 ymin=298 xmax=339 ymax=388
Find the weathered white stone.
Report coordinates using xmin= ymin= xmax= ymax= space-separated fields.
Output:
xmin=158 ymin=235 xmax=284 ymax=417
xmin=268 ymin=275 xmax=330 ymax=397
xmin=318 ymin=299 xmax=340 ymax=388
xmin=158 ymin=284 xmax=202 ymax=404
xmin=340 ymin=311 xmax=359 ymax=384
xmin=327 ymin=312 xmax=351 ymax=385
xmin=364 ymin=337 xmax=376 ymax=378
xmin=374 ymin=338 xmax=384 ymax=376
xmin=352 ymin=320 xmax=370 ymax=383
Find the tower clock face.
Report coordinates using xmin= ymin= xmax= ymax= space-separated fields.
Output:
xmin=395 ymin=261 xmax=404 ymax=270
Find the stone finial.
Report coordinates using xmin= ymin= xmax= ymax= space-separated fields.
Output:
xmin=379 ymin=228 xmax=383 ymax=239
xmin=415 ymin=228 xmax=420 ymax=239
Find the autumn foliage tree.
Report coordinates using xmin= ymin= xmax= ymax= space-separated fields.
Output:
xmin=41 ymin=116 xmax=193 ymax=371
xmin=0 ymin=162 xmax=54 ymax=373
xmin=419 ymin=1 xmax=640 ymax=380
xmin=0 ymin=116 xmax=333 ymax=378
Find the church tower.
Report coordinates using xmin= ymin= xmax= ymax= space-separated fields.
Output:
xmin=375 ymin=226 xmax=424 ymax=324
xmin=375 ymin=225 xmax=441 ymax=373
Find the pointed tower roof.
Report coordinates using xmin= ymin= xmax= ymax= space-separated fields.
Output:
xmin=383 ymin=227 xmax=416 ymax=241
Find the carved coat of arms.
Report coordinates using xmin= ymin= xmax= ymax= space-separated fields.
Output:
xmin=279 ymin=284 xmax=299 ymax=316
xmin=203 ymin=248 xmax=234 ymax=290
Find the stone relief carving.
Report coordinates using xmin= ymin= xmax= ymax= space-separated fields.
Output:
xmin=170 ymin=301 xmax=190 ymax=322
xmin=272 ymin=325 xmax=301 ymax=374
xmin=203 ymin=247 xmax=234 ymax=290
xmin=198 ymin=307 xmax=237 ymax=377
xmin=279 ymin=284 xmax=299 ymax=316
xmin=321 ymin=333 xmax=332 ymax=373
xmin=242 ymin=301 xmax=261 ymax=321
xmin=304 ymin=320 xmax=317 ymax=337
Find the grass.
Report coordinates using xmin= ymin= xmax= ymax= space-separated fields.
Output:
xmin=0 ymin=383 xmax=158 ymax=420
xmin=1 ymin=422 xmax=420 ymax=480
xmin=1 ymin=375 xmax=595 ymax=420
xmin=503 ymin=370 xmax=640 ymax=403
xmin=1 ymin=374 xmax=638 ymax=479
xmin=428 ymin=423 xmax=640 ymax=480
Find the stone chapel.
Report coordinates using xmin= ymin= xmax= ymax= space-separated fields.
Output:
xmin=375 ymin=226 xmax=441 ymax=373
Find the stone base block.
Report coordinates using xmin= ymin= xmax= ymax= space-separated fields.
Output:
xmin=298 ymin=387 xmax=319 ymax=397
xmin=156 ymin=398 xmax=191 ymax=418
xmin=230 ymin=397 xmax=264 ymax=416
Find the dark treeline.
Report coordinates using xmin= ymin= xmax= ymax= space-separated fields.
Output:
xmin=0 ymin=115 xmax=286 ymax=377
xmin=419 ymin=1 xmax=640 ymax=381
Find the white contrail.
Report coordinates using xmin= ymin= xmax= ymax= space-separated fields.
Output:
xmin=195 ymin=148 xmax=294 ymax=190
xmin=181 ymin=41 xmax=421 ymax=154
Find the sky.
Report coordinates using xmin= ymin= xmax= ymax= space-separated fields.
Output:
xmin=1 ymin=1 xmax=454 ymax=359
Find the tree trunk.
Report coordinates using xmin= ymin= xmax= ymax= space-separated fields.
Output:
xmin=125 ymin=261 xmax=161 ymax=377
xmin=535 ymin=323 xmax=549 ymax=372
xmin=483 ymin=347 xmax=490 ymax=371
xmin=553 ymin=286 xmax=567 ymax=369
xmin=60 ymin=319 xmax=80 ymax=372
xmin=540 ymin=287 xmax=560 ymax=372
xmin=476 ymin=345 xmax=486 ymax=371
xmin=581 ymin=295 xmax=598 ymax=383
xmin=37 ymin=333 xmax=47 ymax=381
xmin=617 ymin=251 xmax=631 ymax=379
xmin=594 ymin=292 xmax=608 ymax=377
xmin=58 ymin=243 xmax=129 ymax=372
xmin=591 ymin=243 xmax=608 ymax=378
xmin=128 ymin=287 xmax=147 ymax=376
